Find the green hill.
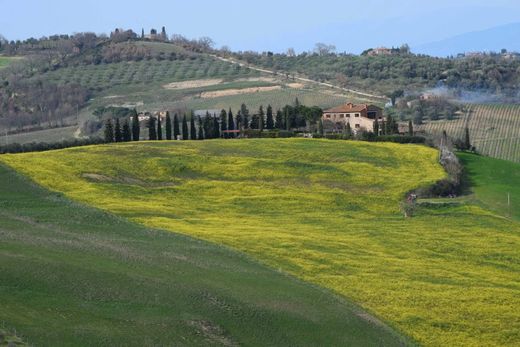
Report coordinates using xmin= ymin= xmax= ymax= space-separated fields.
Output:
xmin=459 ymin=152 xmax=520 ymax=220
xmin=2 ymin=139 xmax=519 ymax=347
xmin=0 ymin=162 xmax=406 ymax=346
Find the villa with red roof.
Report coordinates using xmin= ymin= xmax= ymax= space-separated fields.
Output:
xmin=322 ymin=103 xmax=383 ymax=132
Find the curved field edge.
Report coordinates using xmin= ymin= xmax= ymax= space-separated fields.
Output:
xmin=0 ymin=163 xmax=409 ymax=346
xmin=1 ymin=139 xmax=520 ymax=347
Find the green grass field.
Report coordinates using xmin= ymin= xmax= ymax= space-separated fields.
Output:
xmin=459 ymin=152 xmax=520 ymax=220
xmin=2 ymin=139 xmax=519 ymax=347
xmin=0 ymin=57 xmax=15 ymax=69
xmin=0 ymin=163 xmax=406 ymax=346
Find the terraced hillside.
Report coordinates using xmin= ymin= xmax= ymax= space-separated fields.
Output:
xmin=2 ymin=139 xmax=519 ymax=347
xmin=0 ymin=163 xmax=405 ymax=346
xmin=420 ymin=104 xmax=520 ymax=163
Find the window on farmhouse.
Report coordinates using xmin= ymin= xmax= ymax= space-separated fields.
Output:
xmin=355 ymin=113 xmax=360 ymax=117
xmin=355 ymin=124 xmax=360 ymax=128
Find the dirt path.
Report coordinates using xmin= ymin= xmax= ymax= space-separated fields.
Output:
xmin=211 ymin=55 xmax=388 ymax=101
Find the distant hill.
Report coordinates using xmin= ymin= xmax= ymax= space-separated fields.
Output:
xmin=415 ymin=22 xmax=520 ymax=57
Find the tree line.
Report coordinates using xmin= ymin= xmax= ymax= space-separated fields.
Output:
xmin=103 ymin=100 xmax=323 ymax=143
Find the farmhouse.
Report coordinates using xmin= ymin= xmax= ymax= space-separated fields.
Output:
xmin=322 ymin=103 xmax=383 ymax=132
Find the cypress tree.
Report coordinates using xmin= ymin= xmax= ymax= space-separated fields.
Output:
xmin=240 ymin=104 xmax=249 ymax=129
xmin=266 ymin=105 xmax=274 ymax=129
xmin=220 ymin=109 xmax=227 ymax=138
xmin=157 ymin=115 xmax=163 ymax=140
xmin=148 ymin=116 xmax=157 ymax=140
xmin=182 ymin=114 xmax=189 ymax=140
xmin=173 ymin=113 xmax=180 ymax=140
xmin=190 ymin=114 xmax=197 ymax=140
xmin=197 ymin=116 xmax=204 ymax=140
xmin=235 ymin=111 xmax=242 ymax=130
xmin=285 ymin=107 xmax=290 ymax=131
xmin=258 ymin=105 xmax=265 ymax=131
xmin=213 ymin=116 xmax=220 ymax=138
xmin=114 ymin=118 xmax=123 ymax=142
xmin=318 ymin=119 xmax=324 ymax=136
xmin=275 ymin=110 xmax=284 ymax=129
xmin=373 ymin=118 xmax=380 ymax=135
xmin=408 ymin=120 xmax=414 ymax=136
xmin=228 ymin=108 xmax=235 ymax=137
xmin=381 ymin=120 xmax=386 ymax=135
xmin=122 ymin=119 xmax=132 ymax=142
xmin=464 ymin=127 xmax=471 ymax=150
xmin=104 ymin=119 xmax=114 ymax=143
xmin=346 ymin=122 xmax=352 ymax=137
xmin=132 ymin=112 xmax=140 ymax=141
xmin=165 ymin=112 xmax=172 ymax=140
xmin=203 ymin=113 xmax=212 ymax=138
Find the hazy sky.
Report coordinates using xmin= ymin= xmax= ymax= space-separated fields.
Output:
xmin=1 ymin=0 xmax=519 ymax=53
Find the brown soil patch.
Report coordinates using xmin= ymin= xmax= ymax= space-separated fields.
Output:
xmin=201 ymin=86 xmax=283 ymax=98
xmin=163 ymin=79 xmax=223 ymax=90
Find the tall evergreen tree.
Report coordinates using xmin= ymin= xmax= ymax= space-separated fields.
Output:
xmin=381 ymin=119 xmax=386 ymax=135
xmin=173 ymin=113 xmax=180 ymax=140
xmin=141 ymin=28 xmax=145 ymax=39
xmin=148 ymin=116 xmax=157 ymax=140
xmin=266 ymin=104 xmax=274 ymax=129
xmin=114 ymin=118 xmax=123 ymax=142
xmin=318 ymin=119 xmax=324 ymax=136
xmin=220 ymin=109 xmax=227 ymax=138
xmin=258 ymin=105 xmax=265 ymax=131
xmin=157 ymin=115 xmax=163 ymax=140
xmin=408 ymin=120 xmax=414 ymax=136
xmin=182 ymin=114 xmax=189 ymax=140
xmin=104 ymin=119 xmax=114 ymax=143
xmin=345 ymin=122 xmax=352 ymax=137
xmin=235 ymin=111 xmax=242 ymax=130
xmin=464 ymin=127 xmax=471 ymax=150
xmin=275 ymin=109 xmax=284 ymax=129
xmin=190 ymin=114 xmax=197 ymax=140
xmin=165 ymin=112 xmax=172 ymax=140
xmin=373 ymin=119 xmax=380 ymax=135
xmin=203 ymin=113 xmax=212 ymax=138
xmin=122 ymin=119 xmax=132 ymax=142
xmin=240 ymin=104 xmax=249 ymax=129
xmin=285 ymin=107 xmax=290 ymax=131
xmin=197 ymin=116 xmax=204 ymax=140
xmin=228 ymin=108 xmax=235 ymax=136
xmin=132 ymin=112 xmax=140 ymax=141
xmin=213 ymin=116 xmax=220 ymax=138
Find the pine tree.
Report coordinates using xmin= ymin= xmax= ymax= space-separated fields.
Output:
xmin=464 ymin=127 xmax=471 ymax=150
xmin=122 ymin=119 xmax=132 ymax=142
xmin=190 ymin=114 xmax=197 ymax=140
xmin=220 ymin=109 xmax=227 ymax=138
xmin=266 ymin=104 xmax=274 ymax=129
xmin=148 ymin=116 xmax=157 ymax=140
xmin=157 ymin=115 xmax=163 ymax=140
xmin=182 ymin=114 xmax=188 ymax=140
xmin=165 ymin=112 xmax=172 ymax=140
xmin=104 ymin=119 xmax=114 ymax=143
xmin=408 ymin=120 xmax=414 ymax=136
xmin=132 ymin=112 xmax=140 ymax=141
xmin=373 ymin=119 xmax=380 ymax=135
xmin=197 ymin=116 xmax=204 ymax=140
xmin=228 ymin=108 xmax=235 ymax=137
xmin=173 ymin=113 xmax=180 ymax=140
xmin=318 ymin=119 xmax=324 ymax=136
xmin=275 ymin=110 xmax=284 ymax=129
xmin=114 ymin=118 xmax=123 ymax=142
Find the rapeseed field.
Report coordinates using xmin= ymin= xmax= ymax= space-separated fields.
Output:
xmin=2 ymin=139 xmax=519 ymax=347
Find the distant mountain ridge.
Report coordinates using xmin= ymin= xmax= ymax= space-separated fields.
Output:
xmin=415 ymin=22 xmax=520 ymax=57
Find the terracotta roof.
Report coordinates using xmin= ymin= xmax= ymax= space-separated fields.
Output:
xmin=323 ymin=103 xmax=368 ymax=113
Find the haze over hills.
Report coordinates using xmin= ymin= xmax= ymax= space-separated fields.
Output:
xmin=416 ymin=22 xmax=520 ymax=57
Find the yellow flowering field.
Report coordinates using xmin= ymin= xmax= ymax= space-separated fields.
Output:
xmin=2 ymin=139 xmax=519 ymax=346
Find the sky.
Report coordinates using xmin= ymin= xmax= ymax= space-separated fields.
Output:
xmin=1 ymin=0 xmax=519 ymax=54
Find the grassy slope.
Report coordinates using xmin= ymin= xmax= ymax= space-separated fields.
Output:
xmin=459 ymin=152 xmax=520 ymax=220
xmin=0 ymin=164 xmax=406 ymax=346
xmin=0 ymin=57 xmax=13 ymax=69
xmin=2 ymin=139 xmax=519 ymax=347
